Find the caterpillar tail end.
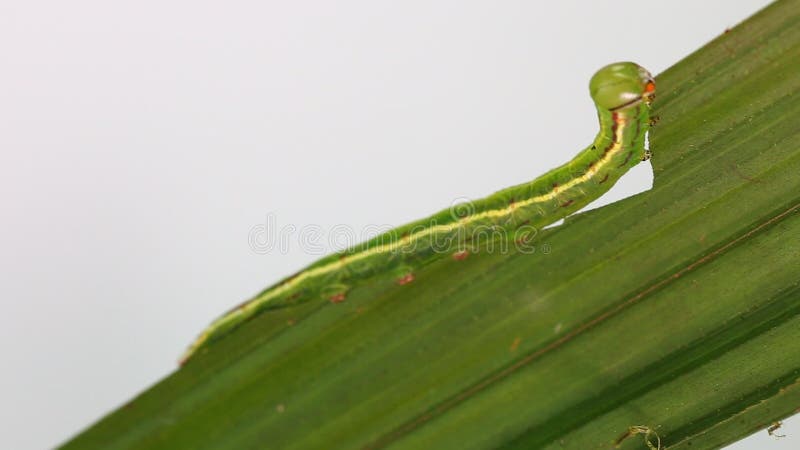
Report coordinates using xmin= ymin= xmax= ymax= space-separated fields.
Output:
xmin=179 ymin=331 xmax=209 ymax=366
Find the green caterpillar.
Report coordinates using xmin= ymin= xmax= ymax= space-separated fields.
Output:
xmin=180 ymin=61 xmax=656 ymax=364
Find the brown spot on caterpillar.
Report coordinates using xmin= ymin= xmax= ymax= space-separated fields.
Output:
xmin=598 ymin=173 xmax=610 ymax=184
xmin=286 ymin=318 xmax=296 ymax=326
xmin=396 ymin=273 xmax=415 ymax=285
xmin=515 ymin=235 xmax=534 ymax=245
xmin=452 ymin=250 xmax=469 ymax=261
xmin=560 ymin=199 xmax=574 ymax=208
xmin=618 ymin=151 xmax=633 ymax=167
xmin=599 ymin=112 xmax=620 ymax=158
xmin=329 ymin=292 xmax=347 ymax=303
xmin=632 ymin=105 xmax=642 ymax=139
xmin=509 ymin=337 xmax=521 ymax=352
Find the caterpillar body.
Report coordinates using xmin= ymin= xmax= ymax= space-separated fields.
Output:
xmin=181 ymin=62 xmax=656 ymax=364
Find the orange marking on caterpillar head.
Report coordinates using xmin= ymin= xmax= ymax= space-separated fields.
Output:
xmin=396 ymin=273 xmax=415 ymax=285
xmin=329 ymin=292 xmax=347 ymax=303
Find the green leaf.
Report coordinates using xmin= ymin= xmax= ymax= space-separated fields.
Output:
xmin=60 ymin=1 xmax=800 ymax=448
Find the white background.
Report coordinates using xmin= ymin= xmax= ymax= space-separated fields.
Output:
xmin=1 ymin=1 xmax=795 ymax=449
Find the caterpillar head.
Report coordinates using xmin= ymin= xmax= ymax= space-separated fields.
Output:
xmin=589 ymin=62 xmax=655 ymax=111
